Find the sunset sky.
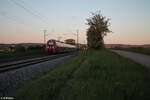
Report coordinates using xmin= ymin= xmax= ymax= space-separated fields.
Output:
xmin=0 ymin=0 xmax=150 ymax=45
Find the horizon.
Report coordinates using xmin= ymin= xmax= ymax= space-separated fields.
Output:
xmin=0 ymin=0 xmax=150 ymax=45
xmin=1 ymin=42 xmax=150 ymax=46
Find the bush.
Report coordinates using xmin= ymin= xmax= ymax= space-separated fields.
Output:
xmin=27 ymin=45 xmax=44 ymax=51
xmin=15 ymin=45 xmax=26 ymax=52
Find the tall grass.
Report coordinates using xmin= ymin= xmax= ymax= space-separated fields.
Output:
xmin=59 ymin=50 xmax=150 ymax=100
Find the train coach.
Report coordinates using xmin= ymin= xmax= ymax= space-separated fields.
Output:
xmin=45 ymin=39 xmax=76 ymax=54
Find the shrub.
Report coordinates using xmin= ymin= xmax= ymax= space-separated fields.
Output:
xmin=15 ymin=45 xmax=26 ymax=52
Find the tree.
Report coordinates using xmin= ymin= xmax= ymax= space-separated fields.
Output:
xmin=86 ymin=11 xmax=111 ymax=49
xmin=65 ymin=39 xmax=75 ymax=45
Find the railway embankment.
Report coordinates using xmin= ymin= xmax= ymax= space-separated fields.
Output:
xmin=0 ymin=52 xmax=77 ymax=97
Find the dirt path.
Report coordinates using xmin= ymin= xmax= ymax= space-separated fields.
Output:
xmin=56 ymin=51 xmax=87 ymax=99
xmin=112 ymin=50 xmax=150 ymax=68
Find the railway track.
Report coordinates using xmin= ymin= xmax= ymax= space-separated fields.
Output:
xmin=0 ymin=52 xmax=75 ymax=73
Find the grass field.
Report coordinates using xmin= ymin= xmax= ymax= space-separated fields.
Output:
xmin=13 ymin=52 xmax=86 ymax=100
xmin=59 ymin=50 xmax=150 ymax=100
xmin=0 ymin=50 xmax=46 ymax=62
xmin=13 ymin=50 xmax=150 ymax=100
xmin=112 ymin=47 xmax=150 ymax=55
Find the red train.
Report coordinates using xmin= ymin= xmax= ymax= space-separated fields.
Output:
xmin=45 ymin=39 xmax=76 ymax=54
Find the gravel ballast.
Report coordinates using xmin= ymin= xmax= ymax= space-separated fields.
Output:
xmin=0 ymin=54 xmax=74 ymax=96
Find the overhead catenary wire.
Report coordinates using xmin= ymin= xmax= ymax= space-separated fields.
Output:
xmin=18 ymin=0 xmax=48 ymax=23
xmin=0 ymin=12 xmax=27 ymax=26
xmin=10 ymin=0 xmax=53 ymax=43
xmin=2 ymin=0 xmax=76 ymax=42
xmin=10 ymin=0 xmax=49 ymax=26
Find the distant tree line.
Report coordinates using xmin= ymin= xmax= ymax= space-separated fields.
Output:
xmin=13 ymin=45 xmax=45 ymax=52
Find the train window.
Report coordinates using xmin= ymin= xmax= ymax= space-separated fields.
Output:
xmin=48 ymin=41 xmax=54 ymax=46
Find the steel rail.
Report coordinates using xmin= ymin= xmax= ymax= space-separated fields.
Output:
xmin=0 ymin=53 xmax=74 ymax=73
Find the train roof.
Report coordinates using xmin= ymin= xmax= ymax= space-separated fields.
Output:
xmin=47 ymin=39 xmax=67 ymax=44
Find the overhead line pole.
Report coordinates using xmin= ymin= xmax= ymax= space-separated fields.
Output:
xmin=43 ymin=30 xmax=47 ymax=44
xmin=76 ymin=30 xmax=79 ymax=49
xmin=70 ymin=30 xmax=79 ymax=49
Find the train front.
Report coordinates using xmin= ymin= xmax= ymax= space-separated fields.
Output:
xmin=45 ymin=40 xmax=56 ymax=54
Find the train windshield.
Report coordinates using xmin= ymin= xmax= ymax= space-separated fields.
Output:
xmin=47 ymin=41 xmax=54 ymax=46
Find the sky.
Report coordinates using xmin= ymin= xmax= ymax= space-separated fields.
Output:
xmin=0 ymin=0 xmax=150 ymax=45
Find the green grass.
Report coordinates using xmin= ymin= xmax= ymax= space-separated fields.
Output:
xmin=0 ymin=50 xmax=46 ymax=62
xmin=58 ymin=49 xmax=150 ymax=100
xmin=13 ymin=52 xmax=85 ymax=100
xmin=13 ymin=50 xmax=150 ymax=100
xmin=112 ymin=47 xmax=150 ymax=55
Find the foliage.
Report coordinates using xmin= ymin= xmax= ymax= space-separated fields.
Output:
xmin=86 ymin=11 xmax=111 ymax=49
xmin=0 ymin=47 xmax=45 ymax=63
xmin=27 ymin=45 xmax=44 ymax=51
xmin=15 ymin=45 xmax=26 ymax=52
